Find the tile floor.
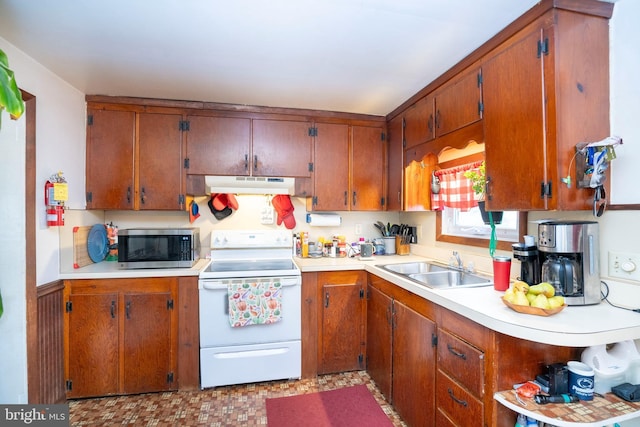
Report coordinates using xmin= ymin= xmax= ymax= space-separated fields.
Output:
xmin=69 ymin=371 xmax=406 ymax=426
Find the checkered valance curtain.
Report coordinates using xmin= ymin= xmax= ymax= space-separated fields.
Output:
xmin=431 ymin=160 xmax=483 ymax=211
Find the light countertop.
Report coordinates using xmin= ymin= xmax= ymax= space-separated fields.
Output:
xmin=296 ymin=255 xmax=640 ymax=348
xmin=59 ymin=258 xmax=211 ymax=279
xmin=60 ymin=254 xmax=640 ymax=347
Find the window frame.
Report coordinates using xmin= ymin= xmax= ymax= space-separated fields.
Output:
xmin=436 ymin=210 xmax=528 ymax=251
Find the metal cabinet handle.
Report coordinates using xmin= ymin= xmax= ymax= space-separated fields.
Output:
xmin=324 ymin=292 xmax=330 ymax=308
xmin=254 ymin=154 xmax=258 ymax=171
xmin=110 ymin=301 xmax=116 ymax=319
xmin=448 ymin=388 xmax=468 ymax=407
xmin=140 ymin=187 xmax=146 ymax=204
xmin=352 ymin=191 xmax=357 ymax=207
xmin=127 ymin=187 xmax=131 ymax=204
xmin=244 ymin=154 xmax=249 ymax=172
xmin=447 ymin=344 xmax=467 ymax=360
xmin=126 ymin=301 xmax=131 ymax=319
xmin=344 ymin=191 xmax=348 ymax=207
xmin=428 ymin=114 xmax=433 ymax=134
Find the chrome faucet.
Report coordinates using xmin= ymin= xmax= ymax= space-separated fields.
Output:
xmin=452 ymin=251 xmax=463 ymax=270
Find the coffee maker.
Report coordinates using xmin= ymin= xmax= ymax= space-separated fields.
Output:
xmin=512 ymin=242 xmax=541 ymax=286
xmin=537 ymin=220 xmax=600 ymax=306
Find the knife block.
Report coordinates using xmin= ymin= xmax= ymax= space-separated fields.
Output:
xmin=395 ymin=235 xmax=410 ymax=255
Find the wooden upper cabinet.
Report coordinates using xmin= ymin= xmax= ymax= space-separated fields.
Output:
xmin=483 ymin=7 xmax=611 ymax=211
xmin=386 ymin=114 xmax=404 ymax=211
xmin=252 ymin=119 xmax=313 ymax=178
xmin=434 ymin=67 xmax=482 ymax=137
xmin=86 ymin=106 xmax=186 ymax=211
xmin=185 ymin=115 xmax=251 ymax=176
xmin=138 ymin=112 xmax=185 ymax=210
xmin=404 ymin=94 xmax=435 ymax=149
xmin=312 ymin=122 xmax=350 ymax=210
xmin=482 ymin=29 xmax=548 ymax=211
xmin=86 ymin=109 xmax=135 ymax=210
xmin=351 ymin=125 xmax=386 ymax=211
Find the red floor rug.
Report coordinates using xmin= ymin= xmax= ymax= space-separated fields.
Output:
xmin=266 ymin=384 xmax=394 ymax=427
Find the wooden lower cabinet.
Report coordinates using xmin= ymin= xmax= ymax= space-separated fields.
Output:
xmin=367 ymin=274 xmax=436 ymax=427
xmin=436 ymin=325 xmax=486 ymax=426
xmin=366 ymin=273 xmax=581 ymax=427
xmin=317 ymin=271 xmax=366 ymax=374
xmin=64 ymin=278 xmax=179 ymax=398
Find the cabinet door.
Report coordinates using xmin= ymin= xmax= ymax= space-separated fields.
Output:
xmin=392 ymin=300 xmax=437 ymax=427
xmin=123 ymin=291 xmax=176 ymax=394
xmin=386 ymin=115 xmax=403 ymax=211
xmin=404 ymin=94 xmax=435 ymax=148
xmin=351 ymin=125 xmax=385 ymax=210
xmin=482 ymin=29 xmax=549 ymax=211
xmin=404 ymin=153 xmax=437 ymax=211
xmin=366 ymin=284 xmax=393 ymax=400
xmin=252 ymin=119 xmax=313 ymax=177
xmin=67 ymin=293 xmax=119 ymax=398
xmin=185 ymin=115 xmax=251 ymax=176
xmin=318 ymin=271 xmax=365 ymax=374
xmin=312 ymin=123 xmax=350 ymax=210
xmin=86 ymin=109 xmax=135 ymax=210
xmin=138 ymin=112 xmax=185 ymax=210
xmin=435 ymin=68 xmax=482 ymax=137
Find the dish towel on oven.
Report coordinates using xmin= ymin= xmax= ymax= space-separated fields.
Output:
xmin=228 ymin=280 xmax=283 ymax=327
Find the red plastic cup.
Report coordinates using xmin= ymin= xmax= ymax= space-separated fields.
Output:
xmin=493 ymin=256 xmax=512 ymax=291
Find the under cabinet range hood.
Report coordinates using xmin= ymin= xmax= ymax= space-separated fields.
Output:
xmin=205 ymin=175 xmax=295 ymax=195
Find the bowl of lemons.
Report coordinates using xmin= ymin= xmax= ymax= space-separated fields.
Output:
xmin=502 ymin=281 xmax=566 ymax=316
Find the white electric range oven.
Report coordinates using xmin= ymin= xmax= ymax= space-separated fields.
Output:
xmin=198 ymin=230 xmax=301 ymax=388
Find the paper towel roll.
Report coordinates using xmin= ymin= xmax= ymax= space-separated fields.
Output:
xmin=306 ymin=213 xmax=341 ymax=226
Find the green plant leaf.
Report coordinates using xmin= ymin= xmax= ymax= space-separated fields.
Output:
xmin=0 ymin=48 xmax=25 ymax=123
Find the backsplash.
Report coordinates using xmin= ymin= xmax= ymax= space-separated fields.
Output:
xmin=59 ymin=195 xmax=402 ymax=270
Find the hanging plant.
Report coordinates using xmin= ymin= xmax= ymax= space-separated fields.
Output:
xmin=463 ymin=161 xmax=486 ymax=201
xmin=0 ymin=48 xmax=25 ymax=129
xmin=463 ymin=161 xmax=503 ymax=225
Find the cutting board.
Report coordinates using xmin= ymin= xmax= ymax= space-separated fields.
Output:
xmin=73 ymin=226 xmax=93 ymax=269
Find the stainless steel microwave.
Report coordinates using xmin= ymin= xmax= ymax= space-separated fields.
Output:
xmin=118 ymin=228 xmax=200 ymax=269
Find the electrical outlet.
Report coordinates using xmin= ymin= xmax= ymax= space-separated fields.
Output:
xmin=355 ymin=223 xmax=362 ymax=235
xmin=608 ymin=251 xmax=640 ymax=282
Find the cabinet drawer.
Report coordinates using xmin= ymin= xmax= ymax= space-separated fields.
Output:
xmin=437 ymin=328 xmax=484 ymax=397
xmin=436 ymin=370 xmax=483 ymax=427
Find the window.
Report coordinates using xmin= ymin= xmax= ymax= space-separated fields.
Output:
xmin=437 ymin=208 xmax=527 ymax=251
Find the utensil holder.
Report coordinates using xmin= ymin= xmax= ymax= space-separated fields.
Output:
xmin=395 ymin=235 xmax=410 ymax=255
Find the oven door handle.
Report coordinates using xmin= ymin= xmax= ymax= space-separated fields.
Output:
xmin=200 ymin=276 xmax=300 ymax=290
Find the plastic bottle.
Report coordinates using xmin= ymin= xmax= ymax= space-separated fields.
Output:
xmin=301 ymin=232 xmax=309 ymax=258
xmin=526 ymin=416 xmax=538 ymax=426
xmin=515 ymin=414 xmax=527 ymax=427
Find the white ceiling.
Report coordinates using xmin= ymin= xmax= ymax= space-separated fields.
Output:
xmin=0 ymin=0 xmax=542 ymax=116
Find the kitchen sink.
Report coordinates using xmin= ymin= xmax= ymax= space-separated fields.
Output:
xmin=378 ymin=261 xmax=493 ymax=289
xmin=381 ymin=261 xmax=449 ymax=275
xmin=407 ymin=271 xmax=491 ymax=289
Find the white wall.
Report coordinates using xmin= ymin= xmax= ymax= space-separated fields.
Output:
xmin=0 ymin=37 xmax=85 ymax=403
xmin=609 ymin=0 xmax=640 ymax=204
xmin=0 ymin=110 xmax=27 ymax=403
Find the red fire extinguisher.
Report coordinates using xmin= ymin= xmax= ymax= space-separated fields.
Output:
xmin=45 ymin=172 xmax=67 ymax=227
